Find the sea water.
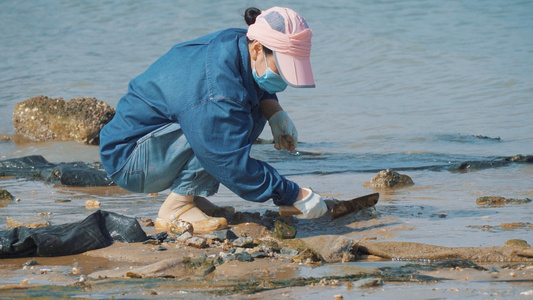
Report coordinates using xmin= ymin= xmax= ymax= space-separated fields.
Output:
xmin=0 ymin=0 xmax=531 ymax=247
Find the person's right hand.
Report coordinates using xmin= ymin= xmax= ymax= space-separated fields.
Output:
xmin=293 ymin=188 xmax=328 ymax=219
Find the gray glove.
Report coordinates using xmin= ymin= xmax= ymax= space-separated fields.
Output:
xmin=268 ymin=110 xmax=298 ymax=151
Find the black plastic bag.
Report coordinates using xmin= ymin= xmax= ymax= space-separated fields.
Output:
xmin=0 ymin=210 xmax=147 ymax=258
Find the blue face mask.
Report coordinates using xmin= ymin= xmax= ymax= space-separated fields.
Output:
xmin=252 ymin=55 xmax=288 ymax=94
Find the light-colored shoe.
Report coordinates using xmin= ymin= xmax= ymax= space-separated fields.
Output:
xmin=154 ymin=203 xmax=227 ymax=234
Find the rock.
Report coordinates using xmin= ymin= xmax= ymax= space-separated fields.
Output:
xmin=234 ymin=252 xmax=254 ymax=262
xmin=250 ymin=251 xmax=268 ymax=258
xmin=504 ymin=239 xmax=530 ymax=248
xmin=280 ymin=248 xmax=299 ymax=256
xmin=232 ymin=237 xmax=255 ymax=248
xmin=176 ymin=232 xmax=193 ymax=242
xmin=0 ymin=189 xmax=13 ymax=201
xmin=148 ymin=231 xmax=168 ymax=243
xmin=169 ymin=219 xmax=194 ymax=235
xmin=211 ymin=229 xmax=238 ymax=241
xmin=13 ymin=95 xmax=115 ymax=145
xmin=85 ymin=199 xmax=101 ymax=209
xmin=358 ymin=241 xmax=533 ymax=262
xmin=476 ymin=196 xmax=531 ymax=206
xmin=186 ymin=237 xmax=207 ymax=249
xmin=6 ymin=216 xmax=51 ymax=230
xmin=500 ymin=222 xmax=526 ymax=230
xmin=182 ymin=257 xmax=219 ymax=276
xmin=231 ymin=222 xmax=272 ymax=240
xmin=221 ymin=252 xmax=254 ymax=262
xmin=363 ymin=169 xmax=414 ymax=189
xmin=273 ymin=220 xmax=297 ymax=239
xmin=0 ymin=189 xmax=14 ymax=208
xmin=23 ymin=259 xmax=38 ymax=267
xmin=505 ymin=154 xmax=533 ymax=162
xmin=301 ymin=235 xmax=356 ymax=263
xmin=353 ymin=278 xmax=382 ymax=288
xmin=54 ymin=199 xmax=71 ymax=203
xmin=293 ymin=248 xmax=322 ymax=264
xmin=0 ymin=155 xmax=115 ymax=187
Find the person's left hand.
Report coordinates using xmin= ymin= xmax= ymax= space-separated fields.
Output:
xmin=268 ymin=110 xmax=298 ymax=151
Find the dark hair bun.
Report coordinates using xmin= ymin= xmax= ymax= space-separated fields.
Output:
xmin=244 ymin=7 xmax=261 ymax=25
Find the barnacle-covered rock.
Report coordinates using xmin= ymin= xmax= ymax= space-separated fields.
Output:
xmin=364 ymin=169 xmax=414 ymax=189
xmin=13 ymin=95 xmax=115 ymax=145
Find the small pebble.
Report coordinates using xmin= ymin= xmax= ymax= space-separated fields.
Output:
xmin=20 ymin=279 xmax=30 ymax=286
xmin=23 ymin=259 xmax=38 ymax=267
xmin=85 ymin=199 xmax=100 ymax=209
xmin=71 ymin=267 xmax=81 ymax=275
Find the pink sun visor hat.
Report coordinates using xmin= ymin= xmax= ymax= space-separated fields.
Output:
xmin=247 ymin=7 xmax=315 ymax=88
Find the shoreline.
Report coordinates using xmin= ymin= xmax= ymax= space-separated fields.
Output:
xmin=1 ymin=154 xmax=532 ymax=298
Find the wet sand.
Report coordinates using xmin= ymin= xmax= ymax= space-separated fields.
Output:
xmin=1 ymin=201 xmax=532 ymax=299
xmin=0 ymin=227 xmax=531 ymax=299
xmin=1 ymin=158 xmax=532 ymax=298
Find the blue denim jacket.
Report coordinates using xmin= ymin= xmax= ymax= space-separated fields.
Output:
xmin=99 ymin=28 xmax=299 ymax=206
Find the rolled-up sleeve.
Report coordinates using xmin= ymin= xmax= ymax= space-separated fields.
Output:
xmin=177 ymin=97 xmax=299 ymax=206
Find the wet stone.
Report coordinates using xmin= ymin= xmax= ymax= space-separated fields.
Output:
xmin=23 ymin=259 xmax=38 ymax=267
xmin=273 ymin=219 xmax=297 ymax=239
xmin=163 ymin=237 xmax=176 ymax=243
xmin=211 ymin=229 xmax=238 ymax=241
xmin=222 ymin=252 xmax=254 ymax=262
xmin=176 ymin=231 xmax=193 ymax=242
xmin=13 ymin=95 xmax=115 ymax=145
xmin=143 ymin=239 xmax=161 ymax=245
xmin=148 ymin=231 xmax=168 ymax=242
xmin=476 ymin=196 xmax=531 ymax=206
xmin=186 ymin=237 xmax=207 ymax=249
xmin=0 ymin=189 xmax=13 ymax=201
xmin=235 ymin=252 xmax=254 ymax=262
xmin=183 ymin=257 xmax=218 ymax=276
xmin=54 ymin=199 xmax=71 ymax=203
xmin=280 ymin=248 xmax=299 ymax=256
xmin=251 ymin=251 xmax=268 ymax=258
xmin=169 ymin=219 xmax=193 ymax=235
xmin=353 ymin=278 xmax=383 ymax=288
xmin=230 ymin=222 xmax=273 ymax=240
xmin=258 ymin=241 xmax=282 ymax=254
xmin=293 ymin=248 xmax=322 ymax=264
xmin=504 ymin=239 xmax=530 ymax=248
xmin=232 ymin=237 xmax=255 ymax=248
xmin=85 ymin=199 xmax=100 ymax=209
xmin=203 ymin=234 xmax=218 ymax=241
xmin=0 ymin=189 xmax=14 ymax=208
xmin=505 ymin=154 xmax=533 ymax=162
xmin=363 ymin=169 xmax=414 ymax=189
xmin=500 ymin=222 xmax=526 ymax=230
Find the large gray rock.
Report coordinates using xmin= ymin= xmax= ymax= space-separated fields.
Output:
xmin=13 ymin=95 xmax=115 ymax=145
